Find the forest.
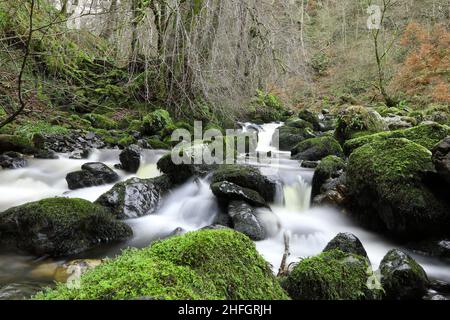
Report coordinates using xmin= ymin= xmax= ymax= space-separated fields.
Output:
xmin=0 ymin=0 xmax=449 ymax=302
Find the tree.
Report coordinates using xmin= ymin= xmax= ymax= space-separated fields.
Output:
xmin=0 ymin=0 xmax=36 ymax=130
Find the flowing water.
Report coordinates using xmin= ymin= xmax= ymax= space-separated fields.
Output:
xmin=0 ymin=123 xmax=449 ymax=299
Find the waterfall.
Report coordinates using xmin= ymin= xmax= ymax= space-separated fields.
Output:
xmin=283 ymin=176 xmax=312 ymax=212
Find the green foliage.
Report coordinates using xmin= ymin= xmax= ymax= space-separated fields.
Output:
xmin=35 ymin=229 xmax=289 ymax=300
xmin=344 ymin=123 xmax=450 ymax=155
xmin=249 ymin=90 xmax=287 ymax=123
xmin=281 ymin=250 xmax=382 ymax=300
xmin=10 ymin=121 xmax=69 ymax=143
xmin=142 ymin=109 xmax=173 ymax=135
xmin=82 ymin=114 xmax=118 ymax=130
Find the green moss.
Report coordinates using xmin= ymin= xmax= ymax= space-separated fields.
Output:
xmin=0 ymin=198 xmax=132 ymax=257
xmin=249 ymin=90 xmax=288 ymax=123
xmin=118 ymin=135 xmax=136 ymax=148
xmin=312 ymin=155 xmax=346 ymax=197
xmin=82 ymin=114 xmax=118 ymax=130
xmin=292 ymin=136 xmax=344 ymax=161
xmin=335 ymin=106 xmax=386 ymax=144
xmin=281 ymin=249 xmax=382 ymax=300
xmin=35 ymin=229 xmax=288 ymax=300
xmin=344 ymin=123 xmax=450 ymax=155
xmin=142 ymin=109 xmax=173 ymax=136
xmin=147 ymin=138 xmax=170 ymax=150
xmin=285 ymin=117 xmax=314 ymax=130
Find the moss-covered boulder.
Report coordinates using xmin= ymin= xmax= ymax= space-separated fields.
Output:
xmin=335 ymin=106 xmax=386 ymax=144
xmin=323 ymin=233 xmax=368 ymax=259
xmin=281 ymin=249 xmax=382 ymax=300
xmin=432 ymin=137 xmax=450 ymax=185
xmin=311 ymin=155 xmax=346 ymax=198
xmin=274 ymin=125 xmax=315 ymax=151
xmin=380 ymin=249 xmax=429 ymax=300
xmin=344 ymin=123 xmax=450 ymax=156
xmin=0 ymin=134 xmax=34 ymax=154
xmin=285 ymin=117 xmax=314 ymax=130
xmin=211 ymin=165 xmax=277 ymax=202
xmin=291 ymin=136 xmax=344 ymax=161
xmin=142 ymin=109 xmax=173 ymax=136
xmin=346 ymin=138 xmax=450 ymax=238
xmin=35 ymin=229 xmax=288 ymax=300
xmin=95 ymin=176 xmax=172 ymax=220
xmin=298 ymin=109 xmax=321 ymax=131
xmin=82 ymin=114 xmax=118 ymax=130
xmin=0 ymin=198 xmax=132 ymax=257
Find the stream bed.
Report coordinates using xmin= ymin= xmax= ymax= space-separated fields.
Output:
xmin=0 ymin=123 xmax=449 ymax=299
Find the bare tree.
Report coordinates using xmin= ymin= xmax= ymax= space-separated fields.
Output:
xmin=0 ymin=0 xmax=36 ymax=130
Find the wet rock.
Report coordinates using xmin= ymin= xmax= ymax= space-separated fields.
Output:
xmin=54 ymin=259 xmax=103 ymax=283
xmin=380 ymin=249 xmax=429 ymax=300
xmin=323 ymin=233 xmax=368 ymax=259
xmin=298 ymin=109 xmax=321 ymax=131
xmin=33 ymin=132 xmax=105 ymax=154
xmin=273 ymin=125 xmax=315 ymax=151
xmin=228 ymin=201 xmax=266 ymax=241
xmin=432 ymin=137 xmax=450 ymax=185
xmin=119 ymin=144 xmax=141 ymax=173
xmin=211 ymin=181 xmax=267 ymax=208
xmin=0 ymin=198 xmax=132 ymax=257
xmin=408 ymin=239 xmax=450 ymax=260
xmin=34 ymin=149 xmax=58 ymax=159
xmin=291 ymin=136 xmax=344 ymax=161
xmin=69 ymin=149 xmax=90 ymax=159
xmin=66 ymin=162 xmax=119 ymax=190
xmin=312 ymin=155 xmax=346 ymax=198
xmin=300 ymin=160 xmax=319 ymax=169
xmin=95 ymin=176 xmax=171 ymax=219
xmin=0 ymin=151 xmax=27 ymax=169
xmin=211 ymin=165 xmax=277 ymax=202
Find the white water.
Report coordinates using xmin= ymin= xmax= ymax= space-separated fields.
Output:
xmin=0 ymin=124 xmax=449 ymax=299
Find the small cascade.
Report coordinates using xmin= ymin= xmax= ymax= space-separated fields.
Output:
xmin=282 ymin=176 xmax=312 ymax=212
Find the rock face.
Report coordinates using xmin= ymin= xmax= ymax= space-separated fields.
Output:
xmin=291 ymin=136 xmax=343 ymax=161
xmin=228 ymin=201 xmax=266 ymax=241
xmin=95 ymin=175 xmax=172 ymax=219
xmin=432 ymin=137 xmax=450 ymax=185
xmin=380 ymin=249 xmax=429 ymax=300
xmin=119 ymin=144 xmax=141 ymax=173
xmin=281 ymin=249 xmax=382 ymax=300
xmin=311 ymin=155 xmax=346 ymax=198
xmin=36 ymin=229 xmax=289 ymax=300
xmin=335 ymin=106 xmax=386 ymax=144
xmin=66 ymin=162 xmax=119 ymax=190
xmin=0 ymin=152 xmax=27 ymax=169
xmin=323 ymin=233 xmax=368 ymax=259
xmin=0 ymin=198 xmax=132 ymax=257
xmin=346 ymin=138 xmax=450 ymax=239
xmin=211 ymin=165 xmax=277 ymax=202
xmin=211 ymin=181 xmax=267 ymax=208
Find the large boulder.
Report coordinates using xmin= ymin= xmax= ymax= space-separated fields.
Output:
xmin=95 ymin=175 xmax=172 ymax=219
xmin=344 ymin=123 xmax=450 ymax=156
xmin=0 ymin=198 xmax=132 ymax=257
xmin=142 ymin=109 xmax=173 ymax=136
xmin=228 ymin=201 xmax=266 ymax=241
xmin=335 ymin=106 xmax=386 ymax=144
xmin=66 ymin=162 xmax=119 ymax=190
xmin=274 ymin=125 xmax=315 ymax=151
xmin=432 ymin=137 xmax=450 ymax=185
xmin=35 ymin=229 xmax=288 ymax=300
xmin=211 ymin=181 xmax=267 ymax=208
xmin=311 ymin=155 xmax=346 ymax=198
xmin=119 ymin=144 xmax=141 ymax=173
xmin=291 ymin=136 xmax=344 ymax=161
xmin=285 ymin=117 xmax=314 ymax=130
xmin=211 ymin=165 xmax=277 ymax=202
xmin=0 ymin=152 xmax=27 ymax=169
xmin=281 ymin=249 xmax=382 ymax=300
xmin=298 ymin=109 xmax=321 ymax=131
xmin=380 ymin=249 xmax=429 ymax=300
xmin=323 ymin=233 xmax=368 ymax=259
xmin=346 ymin=138 xmax=450 ymax=239
xmin=0 ymin=134 xmax=33 ymax=154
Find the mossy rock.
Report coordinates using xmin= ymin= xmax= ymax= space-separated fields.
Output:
xmin=311 ymin=155 xmax=346 ymax=198
xmin=211 ymin=165 xmax=277 ymax=202
xmin=380 ymin=249 xmax=429 ymax=300
xmin=142 ymin=109 xmax=173 ymax=136
xmin=274 ymin=125 xmax=315 ymax=151
xmin=285 ymin=117 xmax=314 ymax=130
xmin=281 ymin=249 xmax=382 ymax=300
xmin=298 ymin=109 xmax=320 ymax=131
xmin=0 ymin=198 xmax=132 ymax=257
xmin=35 ymin=229 xmax=289 ymax=300
xmin=147 ymin=138 xmax=170 ymax=150
xmin=335 ymin=106 xmax=386 ymax=144
xmin=344 ymin=123 xmax=450 ymax=156
xmin=82 ymin=114 xmax=118 ymax=130
xmin=0 ymin=134 xmax=34 ymax=153
xmin=346 ymin=138 xmax=450 ymax=238
xmin=291 ymin=136 xmax=344 ymax=161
